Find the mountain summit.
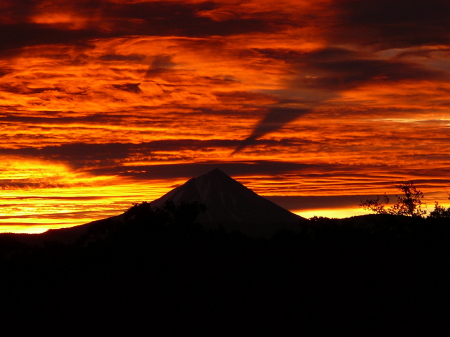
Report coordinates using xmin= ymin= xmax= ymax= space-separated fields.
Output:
xmin=151 ymin=169 xmax=303 ymax=232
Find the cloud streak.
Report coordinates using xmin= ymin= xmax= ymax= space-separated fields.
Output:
xmin=234 ymin=44 xmax=450 ymax=152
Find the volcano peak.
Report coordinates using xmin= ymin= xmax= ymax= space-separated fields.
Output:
xmin=151 ymin=169 xmax=303 ymax=235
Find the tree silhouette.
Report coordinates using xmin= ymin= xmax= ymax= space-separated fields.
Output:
xmin=123 ymin=200 xmax=206 ymax=228
xmin=360 ymin=181 xmax=427 ymax=218
xmin=429 ymin=202 xmax=450 ymax=218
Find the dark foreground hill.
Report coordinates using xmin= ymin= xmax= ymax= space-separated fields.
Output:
xmin=1 ymin=207 xmax=450 ymax=335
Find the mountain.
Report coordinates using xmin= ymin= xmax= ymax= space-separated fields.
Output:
xmin=151 ymin=168 xmax=304 ymax=235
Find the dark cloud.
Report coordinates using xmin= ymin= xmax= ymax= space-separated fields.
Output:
xmin=0 ymin=69 xmax=10 ymax=77
xmin=0 ymin=139 xmax=239 ymax=168
xmin=0 ymin=137 xmax=324 ymax=166
xmin=0 ymin=1 xmax=276 ymax=56
xmin=0 ymin=0 xmax=38 ymax=23
xmin=0 ymin=113 xmax=118 ymax=124
xmin=232 ymin=107 xmax=310 ymax=155
xmin=136 ymin=139 xmax=239 ymax=152
xmin=235 ymin=46 xmax=449 ymax=152
xmin=2 ymin=0 xmax=448 ymax=55
xmin=145 ymin=54 xmax=177 ymax=78
xmin=0 ymin=83 xmax=65 ymax=94
xmin=84 ymin=160 xmax=448 ymax=190
xmin=87 ymin=160 xmax=315 ymax=180
xmin=112 ymin=83 xmax=142 ymax=93
xmin=0 ymin=179 xmax=79 ymax=190
xmin=258 ymin=47 xmax=447 ymax=90
xmin=292 ymin=59 xmax=445 ymax=91
xmin=0 ymin=143 xmax=132 ymax=165
xmin=0 ymin=23 xmax=103 ymax=55
xmin=331 ymin=0 xmax=450 ymax=49
xmin=103 ymin=1 xmax=274 ymax=37
xmin=394 ymin=48 xmax=450 ymax=60
xmin=0 ymin=139 xmax=341 ymax=178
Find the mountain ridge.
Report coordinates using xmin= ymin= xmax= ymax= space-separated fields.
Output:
xmin=151 ymin=168 xmax=303 ymax=227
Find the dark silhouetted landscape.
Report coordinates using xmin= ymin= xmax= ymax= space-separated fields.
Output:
xmin=1 ymin=170 xmax=450 ymax=335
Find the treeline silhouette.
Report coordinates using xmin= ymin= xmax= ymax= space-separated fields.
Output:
xmin=1 ymin=202 xmax=450 ymax=335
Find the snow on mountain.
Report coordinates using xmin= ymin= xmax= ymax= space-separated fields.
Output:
xmin=151 ymin=168 xmax=303 ymax=226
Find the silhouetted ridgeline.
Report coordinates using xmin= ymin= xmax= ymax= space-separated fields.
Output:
xmin=1 ymin=203 xmax=450 ymax=335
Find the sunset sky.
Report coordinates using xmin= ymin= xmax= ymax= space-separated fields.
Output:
xmin=1 ymin=0 xmax=450 ymax=233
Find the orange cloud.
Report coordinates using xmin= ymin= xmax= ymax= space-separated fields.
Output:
xmin=0 ymin=0 xmax=449 ymax=231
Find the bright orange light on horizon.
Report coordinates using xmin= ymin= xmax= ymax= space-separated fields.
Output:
xmin=0 ymin=158 xmax=188 ymax=233
xmin=295 ymin=208 xmax=368 ymax=220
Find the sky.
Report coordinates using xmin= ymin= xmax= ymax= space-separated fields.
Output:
xmin=1 ymin=0 xmax=450 ymax=233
